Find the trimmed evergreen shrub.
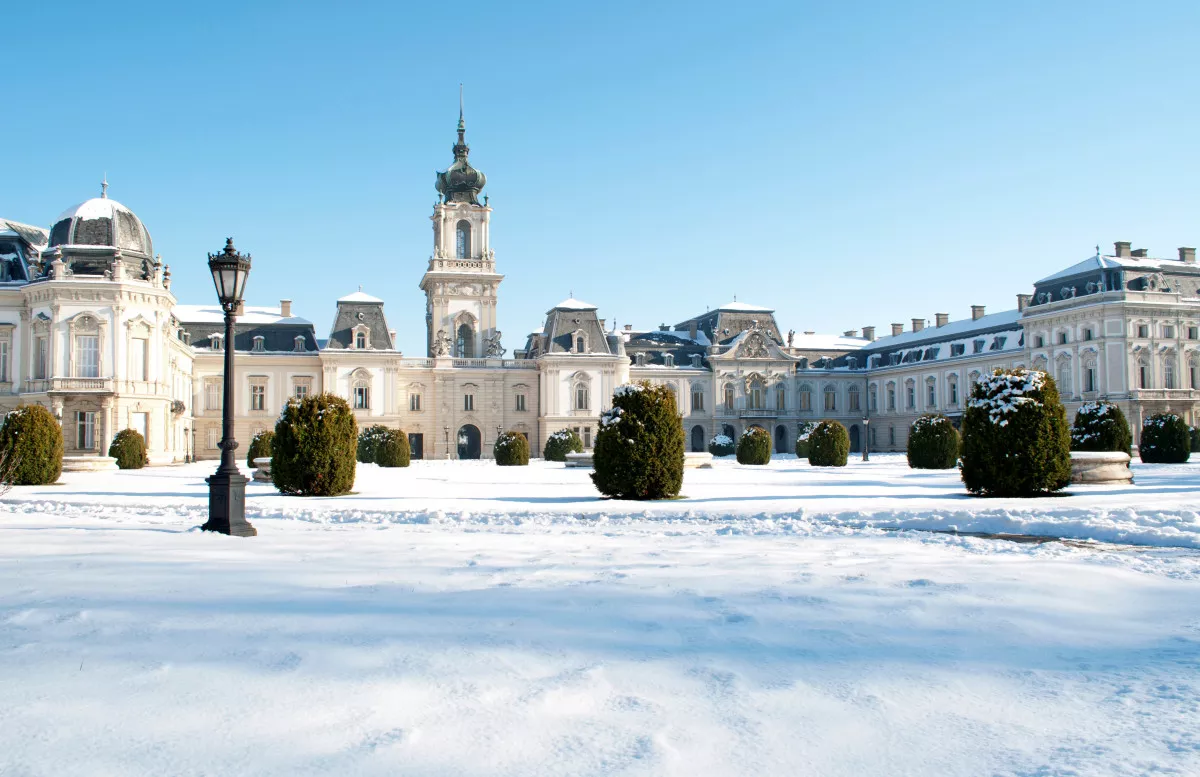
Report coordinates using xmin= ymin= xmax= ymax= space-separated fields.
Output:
xmin=794 ymin=421 xmax=817 ymax=458
xmin=707 ymin=433 xmax=735 ymax=457
xmin=246 ymin=429 xmax=274 ymax=467
xmin=807 ymin=420 xmax=850 ymax=467
xmin=272 ymin=393 xmax=357 ymax=496
xmin=108 ymin=428 xmax=148 ymax=470
xmin=960 ymin=369 xmax=1071 ymax=497
xmin=544 ymin=428 xmax=583 ymax=461
xmin=906 ymin=414 xmax=959 ymax=469
xmin=1139 ymin=413 xmax=1191 ymax=464
xmin=736 ymin=427 xmax=771 ymax=465
xmin=1192 ymin=425 xmax=1200 ymax=453
xmin=592 ymin=382 xmax=685 ymax=500
xmin=0 ymin=404 xmax=63 ymax=485
xmin=375 ymin=429 xmax=411 ymax=468
xmin=1070 ymin=402 xmax=1131 ymax=455
xmin=357 ymin=424 xmax=391 ymax=464
xmin=494 ymin=431 xmax=530 ymax=466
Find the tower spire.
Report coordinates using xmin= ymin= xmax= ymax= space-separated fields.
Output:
xmin=101 ymin=173 xmax=108 ymax=198
xmin=457 ymin=83 xmax=465 ymax=145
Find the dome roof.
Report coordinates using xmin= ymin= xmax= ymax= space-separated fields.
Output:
xmin=48 ymin=190 xmax=153 ymax=257
xmin=435 ymin=107 xmax=486 ymax=205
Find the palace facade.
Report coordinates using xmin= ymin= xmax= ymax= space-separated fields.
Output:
xmin=3 ymin=113 xmax=1199 ymax=462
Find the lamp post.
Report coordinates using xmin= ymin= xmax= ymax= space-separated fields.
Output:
xmin=201 ymin=238 xmax=256 ymax=537
xmin=862 ymin=417 xmax=870 ymax=462
xmin=183 ymin=426 xmax=190 ymax=464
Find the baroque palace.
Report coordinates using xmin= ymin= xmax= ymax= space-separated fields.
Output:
xmin=3 ymin=111 xmax=1200 ymax=462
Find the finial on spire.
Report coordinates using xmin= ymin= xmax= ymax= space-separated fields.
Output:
xmin=457 ymin=83 xmax=465 ymax=144
xmin=359 ymin=284 xmax=363 ymax=292
xmin=101 ymin=174 xmax=108 ymax=198
xmin=1096 ymin=243 xmax=1101 ymax=256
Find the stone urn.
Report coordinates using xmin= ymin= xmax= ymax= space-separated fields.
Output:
xmin=252 ymin=456 xmax=273 ymax=483
xmin=1069 ymin=451 xmax=1133 ymax=485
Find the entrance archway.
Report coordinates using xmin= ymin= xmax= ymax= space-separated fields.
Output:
xmin=775 ymin=424 xmax=788 ymax=454
xmin=848 ymin=424 xmax=861 ymax=454
xmin=457 ymin=424 xmax=481 ymax=459
xmin=721 ymin=424 xmax=736 ymax=440
xmin=691 ymin=425 xmax=706 ymax=452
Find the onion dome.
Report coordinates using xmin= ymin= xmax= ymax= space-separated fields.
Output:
xmin=435 ymin=91 xmax=486 ymax=205
xmin=48 ymin=180 xmax=153 ymax=258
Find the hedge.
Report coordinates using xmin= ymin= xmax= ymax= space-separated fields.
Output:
xmin=707 ymin=434 xmax=735 ymax=457
xmin=272 ymin=393 xmax=358 ymax=496
xmin=495 ymin=431 xmax=530 ymax=466
xmin=1071 ymin=402 xmax=1131 ymax=456
xmin=794 ymin=421 xmax=817 ymax=459
xmin=808 ymin=420 xmax=849 ymax=467
xmin=736 ymin=427 xmax=771 ymax=465
xmin=375 ymin=429 xmax=411 ymax=468
xmin=1140 ymin=413 xmax=1191 ymax=464
xmin=0 ymin=405 xmax=63 ymax=485
xmin=544 ymin=428 xmax=583 ymax=461
xmin=906 ymin=414 xmax=959 ymax=469
xmin=592 ymin=382 xmax=684 ymax=499
xmin=246 ymin=429 xmax=274 ymax=468
xmin=357 ymin=424 xmax=392 ymax=464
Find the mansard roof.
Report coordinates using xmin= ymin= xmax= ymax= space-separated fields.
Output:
xmin=326 ymin=291 xmax=395 ymax=350
xmin=540 ymin=304 xmax=611 ymax=355
xmin=176 ymin=304 xmax=319 ymax=353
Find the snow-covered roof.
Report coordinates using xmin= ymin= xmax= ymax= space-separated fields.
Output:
xmin=174 ymin=304 xmax=313 ymax=326
xmin=338 ymin=290 xmax=383 ymax=304
xmin=1 ymin=219 xmax=49 ymax=248
xmin=55 ymin=197 xmax=134 ymax=224
xmin=1035 ymin=252 xmax=1195 ymax=285
xmin=865 ymin=309 xmax=1021 ymax=351
xmin=549 ymin=297 xmax=597 ymax=311
xmin=625 ymin=328 xmax=712 ymax=347
xmin=791 ymin=333 xmax=870 ymax=350
xmin=716 ymin=301 xmax=773 ymax=313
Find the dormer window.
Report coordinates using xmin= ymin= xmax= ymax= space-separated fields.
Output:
xmin=664 ymin=353 xmax=674 ymax=367
xmin=252 ymin=335 xmax=265 ymax=352
xmin=635 ymin=353 xmax=646 ymax=366
xmin=576 ymin=336 xmax=585 ymax=353
xmin=294 ymin=335 xmax=306 ymax=352
xmin=211 ymin=333 xmax=223 ymax=351
xmin=355 ymin=332 xmax=366 ymax=349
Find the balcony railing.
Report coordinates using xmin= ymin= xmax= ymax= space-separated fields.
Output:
xmin=50 ymin=378 xmax=114 ymax=392
xmin=23 ymin=379 xmax=48 ymax=393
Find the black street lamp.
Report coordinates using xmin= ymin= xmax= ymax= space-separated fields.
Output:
xmin=862 ymin=417 xmax=870 ymax=462
xmin=201 ymin=238 xmax=256 ymax=537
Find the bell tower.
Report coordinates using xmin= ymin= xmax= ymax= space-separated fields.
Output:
xmin=419 ymin=89 xmax=504 ymax=358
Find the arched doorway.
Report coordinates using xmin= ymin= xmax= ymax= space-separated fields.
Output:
xmin=457 ymin=424 xmax=481 ymax=459
xmin=721 ymin=423 xmax=736 ymax=440
xmin=691 ymin=425 xmax=706 ymax=452
xmin=848 ymin=424 xmax=861 ymax=454
xmin=775 ymin=424 xmax=788 ymax=454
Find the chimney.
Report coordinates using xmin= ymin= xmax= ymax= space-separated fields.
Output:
xmin=1180 ymin=247 xmax=1196 ymax=264
xmin=912 ymin=318 xmax=925 ymax=332
xmin=971 ymin=305 xmax=986 ymax=320
xmin=862 ymin=326 xmax=876 ymax=341
xmin=660 ymin=323 xmax=669 ymax=332
xmin=624 ymin=324 xmax=632 ymax=331
xmin=1114 ymin=241 xmax=1131 ymax=258
xmin=1017 ymin=293 xmax=1032 ymax=312
xmin=935 ymin=313 xmax=949 ymax=327
xmin=843 ymin=329 xmax=858 ymax=338
xmin=1131 ymin=248 xmax=1148 ymax=258
xmin=280 ymin=299 xmax=292 ymax=317
xmin=803 ymin=330 xmax=815 ymax=336
xmin=689 ymin=321 xmax=698 ymax=340
xmin=891 ymin=323 xmax=904 ymax=336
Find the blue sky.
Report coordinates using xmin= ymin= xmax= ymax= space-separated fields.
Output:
xmin=4 ymin=1 xmax=1199 ymax=353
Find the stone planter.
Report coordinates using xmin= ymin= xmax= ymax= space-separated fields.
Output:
xmin=684 ymin=452 xmax=714 ymax=469
xmin=1069 ymin=451 xmax=1133 ymax=484
xmin=252 ymin=456 xmax=273 ymax=482
xmin=564 ymin=452 xmax=594 ymax=468
xmin=62 ymin=456 xmax=119 ymax=473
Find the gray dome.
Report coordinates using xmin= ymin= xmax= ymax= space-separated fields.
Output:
xmin=48 ymin=195 xmax=153 ymax=257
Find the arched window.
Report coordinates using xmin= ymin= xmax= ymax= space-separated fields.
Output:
xmin=294 ymin=335 xmax=306 ymax=353
xmin=456 ymin=323 xmax=473 ymax=358
xmin=823 ymin=384 xmax=837 ymax=412
xmin=355 ymin=332 xmax=366 ymax=349
xmin=575 ymin=383 xmax=589 ymax=411
xmin=576 ymin=336 xmax=585 ymax=353
xmin=1165 ymin=358 xmax=1177 ymax=390
xmin=925 ymin=378 xmax=936 ymax=407
xmin=868 ymin=384 xmax=878 ymax=412
xmin=723 ymin=383 xmax=735 ymax=411
xmin=886 ymin=382 xmax=896 ymax=411
xmin=775 ymin=383 xmax=786 ymax=411
xmin=1138 ymin=357 xmax=1151 ymax=389
xmin=848 ymin=384 xmax=861 ymax=412
xmin=797 ymin=383 xmax=812 ymax=412
xmin=905 ymin=379 xmax=916 ymax=410
xmin=353 ymin=374 xmax=370 ymax=410
xmin=748 ymin=379 xmax=764 ymax=410
xmin=252 ymin=335 xmax=265 ymax=352
xmin=455 ymin=220 xmax=471 ymax=259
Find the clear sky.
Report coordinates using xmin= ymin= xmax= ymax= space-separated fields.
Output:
xmin=4 ymin=1 xmax=1199 ymax=353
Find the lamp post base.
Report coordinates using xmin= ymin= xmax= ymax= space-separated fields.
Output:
xmin=203 ymin=470 xmax=256 ymax=536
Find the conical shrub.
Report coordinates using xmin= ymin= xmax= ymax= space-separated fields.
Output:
xmin=592 ymin=382 xmax=684 ymax=499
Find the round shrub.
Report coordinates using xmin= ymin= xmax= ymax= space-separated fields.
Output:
xmin=375 ymin=429 xmax=411 ymax=468
xmin=592 ymin=382 xmax=684 ymax=500
xmin=544 ymin=428 xmax=583 ymax=461
xmin=1191 ymin=425 xmax=1200 ymax=453
xmin=807 ymin=420 xmax=850 ymax=467
xmin=707 ymin=434 xmax=735 ymax=457
xmin=960 ymin=369 xmax=1071 ymax=497
xmin=272 ymin=393 xmax=357 ymax=497
xmin=794 ymin=421 xmax=817 ymax=458
xmin=1139 ymin=413 xmax=1191 ymax=464
xmin=108 ymin=428 xmax=148 ymax=470
xmin=494 ymin=431 xmax=530 ymax=466
xmin=246 ymin=429 xmax=274 ymax=468
xmin=0 ymin=404 xmax=63 ymax=485
xmin=736 ymin=427 xmax=771 ymax=465
xmin=357 ymin=424 xmax=391 ymax=464
xmin=1070 ymin=402 xmax=1131 ymax=456
xmin=906 ymin=414 xmax=959 ymax=469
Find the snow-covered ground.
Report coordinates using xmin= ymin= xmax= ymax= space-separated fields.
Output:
xmin=3 ymin=455 xmax=1200 ymax=775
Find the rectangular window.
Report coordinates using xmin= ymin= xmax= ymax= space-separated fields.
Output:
xmin=887 ymin=388 xmax=896 ymax=411
xmin=907 ymin=385 xmax=915 ymax=410
xmin=1085 ymin=367 xmax=1096 ymax=393
xmin=1139 ymin=365 xmax=1149 ymax=389
xmin=1058 ymin=332 xmax=1068 ymax=345
xmin=1034 ymin=335 xmax=1045 ymax=348
xmin=849 ymin=390 xmax=861 ymax=412
xmin=1190 ymin=326 xmax=1199 ymax=340
xmin=354 ymin=386 xmax=370 ymax=410
xmin=292 ymin=378 xmax=311 ymax=399
xmin=251 ymin=381 xmax=266 ymax=411
xmin=575 ymin=386 xmax=588 ymax=411
xmin=1083 ymin=329 xmax=1093 ymax=341
xmin=1137 ymin=324 xmax=1149 ymax=338
xmin=927 ymin=383 xmax=936 ymax=406
xmin=464 ymin=393 xmax=474 ymax=412
xmin=35 ymin=336 xmax=47 ymax=379
xmin=1166 ymin=364 xmax=1177 ymax=390
xmin=205 ymin=380 xmax=221 ymax=411
xmin=691 ymin=388 xmax=703 ymax=412
xmin=798 ymin=390 xmax=811 ymax=411
xmin=824 ymin=390 xmax=836 ymax=412
xmin=583 ymin=426 xmax=592 ymax=448
xmin=0 ymin=341 xmax=9 ymax=383
xmin=411 ymin=393 xmax=423 ymax=411
xmin=869 ymin=390 xmax=877 ymax=412
xmin=131 ymin=338 xmax=147 ymax=381
xmin=1164 ymin=325 xmax=1176 ymax=339
xmin=76 ymin=411 xmax=95 ymax=450
xmin=408 ymin=433 xmax=424 ymax=459
xmin=208 ymin=425 xmax=219 ymax=450
xmin=950 ymin=381 xmax=958 ymax=404
xmin=515 ymin=393 xmax=526 ymax=412
xmin=76 ymin=335 xmax=99 ymax=378
xmin=1192 ymin=365 xmax=1198 ymax=390
xmin=131 ymin=412 xmax=148 ymax=443
xmin=973 ymin=339 xmax=985 ymax=354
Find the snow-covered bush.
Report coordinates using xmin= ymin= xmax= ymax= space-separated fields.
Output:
xmin=494 ymin=431 xmax=529 ymax=466
xmin=808 ymin=420 xmax=849 ymax=467
xmin=707 ymin=434 xmax=735 ymax=457
xmin=1140 ymin=413 xmax=1190 ymax=464
xmin=357 ymin=424 xmax=392 ymax=464
xmin=1191 ymin=425 xmax=1200 ymax=453
xmin=246 ymin=429 xmax=274 ymax=467
xmin=1070 ymin=402 xmax=1131 ymax=455
xmin=543 ymin=428 xmax=583 ymax=461
xmin=375 ymin=429 xmax=411 ymax=468
xmin=0 ymin=404 xmax=63 ymax=485
xmin=736 ymin=427 xmax=771 ymax=465
xmin=108 ymin=428 xmax=148 ymax=470
xmin=273 ymin=393 xmax=357 ymax=497
xmin=906 ymin=414 xmax=959 ymax=469
xmin=592 ymin=382 xmax=684 ymax=500
xmin=794 ymin=421 xmax=817 ymax=458
xmin=960 ymin=369 xmax=1070 ymax=496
